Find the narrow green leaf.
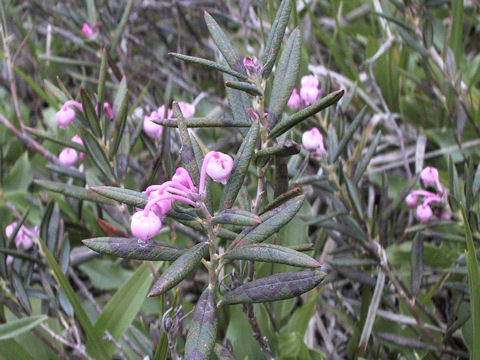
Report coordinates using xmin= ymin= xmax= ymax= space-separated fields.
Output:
xmin=253 ymin=141 xmax=300 ymax=166
xmin=224 ymin=243 xmax=321 ymax=268
xmin=24 ymin=126 xmax=86 ymax=152
xmin=175 ymin=218 xmax=238 ymax=241
xmin=220 ymin=269 xmax=326 ymax=305
xmin=184 ymin=288 xmax=218 ymax=360
xmin=148 ymin=242 xmax=209 ymax=297
xmin=331 ymin=107 xmax=365 ymax=162
xmin=35 ymin=180 xmax=115 ymax=205
xmin=411 ymin=233 xmax=424 ymax=296
xmin=225 ymin=81 xmax=263 ymax=96
xmin=268 ymin=28 xmax=301 ymax=125
xmin=213 ymin=209 xmax=262 ymax=226
xmin=91 ymin=263 xmax=159 ymax=357
xmin=224 ymin=66 xmax=251 ymax=136
xmin=214 ymin=343 xmax=236 ymax=360
xmin=259 ymin=186 xmax=303 ymax=215
xmin=90 ymin=186 xmax=147 ymax=207
xmin=154 ymin=116 xmax=250 ymax=128
xmin=170 ymin=53 xmax=247 ymax=80
xmin=219 ymin=122 xmax=260 ymax=210
xmin=353 ymin=131 xmax=381 ymax=183
xmin=262 ymin=0 xmax=293 ymax=78
xmin=230 ymin=195 xmax=304 ymax=249
xmin=38 ymin=236 xmax=109 ymax=359
xmin=97 ymin=48 xmax=108 ymax=120
xmin=78 ymin=127 xmax=115 ymax=183
xmin=268 ymin=89 xmax=344 ymax=139
xmin=110 ymin=0 xmax=134 ymax=51
xmin=461 ymin=205 xmax=480 ymax=359
xmin=80 ymin=89 xmax=102 ymax=137
xmin=110 ymin=79 xmax=129 ymax=158
xmin=173 ymin=102 xmax=200 ymax=184
xmin=0 ymin=315 xmax=48 ymax=340
xmin=83 ymin=237 xmax=186 ymax=261
xmin=204 ymin=11 xmax=245 ymax=74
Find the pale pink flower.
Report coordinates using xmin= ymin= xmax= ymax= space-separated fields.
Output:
xmin=130 ymin=211 xmax=162 ymax=243
xmin=58 ymin=148 xmax=78 ymax=167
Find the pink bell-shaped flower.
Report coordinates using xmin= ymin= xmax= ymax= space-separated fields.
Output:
xmin=103 ymin=102 xmax=114 ymax=120
xmin=172 ymin=167 xmax=195 ymax=190
xmin=420 ymin=167 xmax=439 ymax=188
xmin=300 ymin=86 xmax=320 ymax=106
xmin=6 ymin=255 xmax=13 ymax=266
xmin=416 ymin=203 xmax=433 ymax=223
xmin=205 ymin=151 xmax=234 ymax=185
xmin=143 ymin=113 xmax=163 ymax=138
xmin=287 ymin=89 xmax=301 ymax=110
xmin=405 ymin=193 xmax=418 ymax=209
xmin=71 ymin=134 xmax=86 ymax=159
xmin=130 ymin=211 xmax=162 ymax=243
xmin=58 ymin=148 xmax=78 ymax=167
xmin=177 ymin=102 xmax=195 ymax=119
xmin=55 ymin=106 xmax=76 ymax=129
xmin=302 ymin=128 xmax=325 ymax=153
xmin=147 ymin=189 xmax=173 ymax=218
xmin=5 ymin=222 xmax=36 ymax=250
xmin=82 ymin=23 xmax=96 ymax=39
xmin=301 ymin=75 xmax=319 ymax=89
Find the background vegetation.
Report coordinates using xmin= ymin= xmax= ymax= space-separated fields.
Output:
xmin=0 ymin=0 xmax=479 ymax=359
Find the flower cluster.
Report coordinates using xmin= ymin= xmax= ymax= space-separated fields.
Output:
xmin=287 ymin=74 xmax=323 ymax=110
xmin=54 ymin=101 xmax=114 ymax=166
xmin=405 ymin=166 xmax=449 ymax=223
xmin=143 ymin=102 xmax=195 ymax=139
xmin=131 ymin=151 xmax=233 ymax=243
xmin=302 ymin=127 xmax=325 ymax=156
xmin=5 ymin=222 xmax=39 ymax=265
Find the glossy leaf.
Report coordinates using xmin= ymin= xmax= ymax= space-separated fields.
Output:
xmin=204 ymin=11 xmax=245 ymax=74
xmin=0 ymin=315 xmax=48 ymax=341
xmin=219 ymin=122 xmax=259 ymax=210
xmin=268 ymin=28 xmax=301 ymax=126
xmin=230 ymin=195 xmax=304 ymax=249
xmin=90 ymin=186 xmax=147 ymax=207
xmin=224 ymin=243 xmax=321 ymax=268
xmin=148 ymin=242 xmax=209 ymax=297
xmin=220 ymin=269 xmax=326 ymax=305
xmin=170 ymin=52 xmax=247 ymax=80
xmin=268 ymin=89 xmax=344 ymax=139
xmin=262 ymin=0 xmax=293 ymax=78
xmin=184 ymin=288 xmax=218 ymax=360
xmin=213 ymin=209 xmax=262 ymax=226
xmin=83 ymin=237 xmax=186 ymax=261
xmin=225 ymin=81 xmax=263 ymax=96
xmin=35 ymin=180 xmax=115 ymax=205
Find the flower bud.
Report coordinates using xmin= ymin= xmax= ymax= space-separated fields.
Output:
xmin=178 ymin=102 xmax=195 ymax=119
xmin=172 ymin=167 xmax=194 ymax=189
xmin=302 ymin=128 xmax=325 ymax=152
xmin=243 ymin=56 xmax=262 ymax=77
xmin=82 ymin=23 xmax=95 ymax=39
xmin=416 ymin=203 xmax=433 ymax=223
xmin=287 ymin=89 xmax=301 ymax=110
xmin=5 ymin=222 xmax=36 ymax=250
xmin=58 ymin=148 xmax=78 ymax=167
xmin=300 ymin=86 xmax=319 ymax=106
xmin=206 ymin=151 xmax=234 ymax=184
xmin=301 ymin=75 xmax=319 ymax=89
xmin=71 ymin=134 xmax=86 ymax=159
xmin=405 ymin=193 xmax=418 ymax=209
xmin=103 ymin=102 xmax=114 ymax=120
xmin=130 ymin=211 xmax=162 ymax=243
xmin=420 ymin=167 xmax=439 ymax=187
xmin=6 ymin=255 xmax=13 ymax=266
xmin=143 ymin=113 xmax=163 ymax=138
xmin=55 ymin=106 xmax=76 ymax=129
